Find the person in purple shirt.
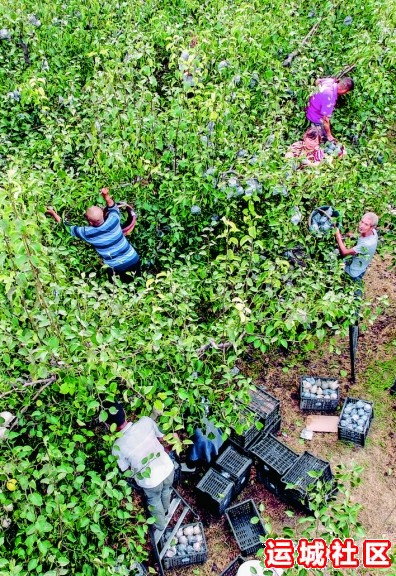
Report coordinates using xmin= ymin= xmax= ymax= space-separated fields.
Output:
xmin=306 ymin=77 xmax=354 ymax=141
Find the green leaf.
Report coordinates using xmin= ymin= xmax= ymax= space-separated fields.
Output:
xmin=153 ymin=399 xmax=164 ymax=412
xmin=29 ymin=493 xmax=43 ymax=507
xmin=245 ymin=322 xmax=255 ymax=334
xmin=28 ymin=558 xmax=39 ymax=571
xmin=99 ymin=410 xmax=108 ymax=423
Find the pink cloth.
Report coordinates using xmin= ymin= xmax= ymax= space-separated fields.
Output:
xmin=306 ymin=78 xmax=338 ymax=124
xmin=288 ymin=141 xmax=324 ymax=164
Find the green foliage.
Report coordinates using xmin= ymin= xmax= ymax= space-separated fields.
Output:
xmin=0 ymin=0 xmax=395 ymax=572
xmin=260 ymin=464 xmax=396 ymax=575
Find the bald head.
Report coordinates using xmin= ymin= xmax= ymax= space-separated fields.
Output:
xmin=86 ymin=206 xmax=104 ymax=226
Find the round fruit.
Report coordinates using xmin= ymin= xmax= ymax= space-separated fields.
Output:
xmin=0 ymin=411 xmax=15 ymax=427
xmin=6 ymin=479 xmax=17 ymax=491
xmin=184 ymin=526 xmax=194 ymax=537
xmin=1 ymin=517 xmax=11 ymax=529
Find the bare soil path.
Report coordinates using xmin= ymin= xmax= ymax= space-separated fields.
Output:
xmin=162 ymin=255 xmax=396 ymax=575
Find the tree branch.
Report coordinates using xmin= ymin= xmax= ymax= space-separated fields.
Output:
xmin=0 ymin=375 xmax=57 ymax=399
xmin=196 ymin=339 xmax=233 ymax=358
xmin=336 ymin=64 xmax=356 ymax=79
xmin=283 ymin=21 xmax=321 ymax=67
xmin=17 ymin=38 xmax=31 ymax=66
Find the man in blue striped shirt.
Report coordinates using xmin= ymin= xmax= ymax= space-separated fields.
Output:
xmin=46 ymin=188 xmax=140 ymax=282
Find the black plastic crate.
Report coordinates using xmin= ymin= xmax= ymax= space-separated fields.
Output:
xmin=246 ymin=415 xmax=282 ymax=452
xmin=338 ymin=397 xmax=374 ymax=447
xmin=196 ymin=468 xmax=235 ymax=515
xmin=130 ymin=562 xmax=147 ymax=576
xmin=300 ymin=377 xmax=340 ymax=411
xmin=162 ymin=522 xmax=208 ymax=569
xmin=230 ymin=415 xmax=282 ymax=455
xmin=250 ymin=434 xmax=299 ymax=497
xmin=229 ymin=408 xmax=262 ymax=450
xmin=219 ymin=556 xmax=244 ymax=576
xmin=225 ymin=499 xmax=266 ymax=556
xmin=262 ymin=414 xmax=281 ymax=437
xmin=248 ymin=386 xmax=281 ymax=429
xmin=214 ymin=446 xmax=252 ymax=495
xmin=281 ymin=451 xmax=333 ymax=511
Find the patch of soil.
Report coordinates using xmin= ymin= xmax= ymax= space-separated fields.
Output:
xmin=150 ymin=255 xmax=396 ymax=574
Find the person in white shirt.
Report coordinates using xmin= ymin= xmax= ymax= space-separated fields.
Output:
xmin=106 ymin=402 xmax=174 ymax=531
xmin=334 ymin=212 xmax=379 ymax=281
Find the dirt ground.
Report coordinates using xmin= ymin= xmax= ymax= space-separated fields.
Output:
xmin=152 ymin=254 xmax=396 ymax=575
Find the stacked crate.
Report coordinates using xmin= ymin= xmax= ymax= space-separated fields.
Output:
xmin=281 ymin=451 xmax=335 ymax=512
xmin=196 ymin=446 xmax=252 ymax=515
xmin=230 ymin=387 xmax=281 ymax=452
xmin=196 ymin=468 xmax=235 ymax=516
xmin=214 ymin=445 xmax=252 ymax=495
xmin=250 ymin=434 xmax=299 ymax=498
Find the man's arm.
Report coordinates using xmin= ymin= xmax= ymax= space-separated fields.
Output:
xmin=322 ymin=116 xmax=335 ymax=142
xmin=101 ymin=187 xmax=116 ymax=207
xmin=335 ymin=228 xmax=357 ymax=257
xmin=45 ymin=207 xmax=62 ymax=223
xmin=46 ymin=207 xmax=89 ymax=240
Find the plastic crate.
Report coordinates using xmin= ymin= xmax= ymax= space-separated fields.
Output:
xmin=262 ymin=414 xmax=281 ymax=438
xmin=229 ymin=408 xmax=262 ymax=450
xmin=338 ymin=397 xmax=374 ymax=447
xmin=230 ymin=414 xmax=282 ymax=455
xmin=230 ymin=388 xmax=281 ymax=451
xmin=196 ymin=468 xmax=235 ymax=515
xmin=281 ymin=451 xmax=333 ymax=511
xmin=162 ymin=522 xmax=208 ymax=569
xmin=247 ymin=386 xmax=281 ymax=429
xmin=130 ymin=562 xmax=147 ymax=576
xmin=300 ymin=377 xmax=340 ymax=411
xmin=225 ymin=499 xmax=266 ymax=556
xmin=219 ymin=556 xmax=244 ymax=576
xmin=246 ymin=415 xmax=282 ymax=453
xmin=214 ymin=445 xmax=252 ymax=495
xmin=250 ymin=434 xmax=299 ymax=497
